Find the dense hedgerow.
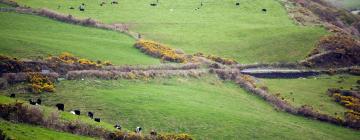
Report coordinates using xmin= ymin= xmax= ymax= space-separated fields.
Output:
xmin=193 ymin=53 xmax=237 ymax=65
xmin=134 ymin=40 xmax=187 ymax=63
xmin=66 ymin=69 xmax=206 ymax=80
xmin=47 ymin=52 xmax=112 ymax=67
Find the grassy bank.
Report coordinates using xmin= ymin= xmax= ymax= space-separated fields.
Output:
xmin=260 ymin=74 xmax=360 ymax=117
xmin=2 ymin=76 xmax=359 ymax=139
xmin=0 ymin=12 xmax=159 ymax=65
xmin=13 ymin=0 xmax=328 ymax=63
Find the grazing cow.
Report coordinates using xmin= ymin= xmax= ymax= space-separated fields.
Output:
xmin=111 ymin=1 xmax=118 ymax=4
xmin=70 ymin=110 xmax=80 ymax=115
xmin=94 ymin=118 xmax=101 ymax=122
xmin=135 ymin=127 xmax=142 ymax=133
xmin=29 ymin=99 xmax=36 ymax=105
xmin=88 ymin=112 xmax=94 ymax=119
xmin=150 ymin=130 xmax=157 ymax=136
xmin=236 ymin=2 xmax=240 ymax=6
xmin=69 ymin=6 xmax=74 ymax=10
xmin=100 ymin=2 xmax=106 ymax=6
xmin=200 ymin=2 xmax=203 ymax=7
xmin=79 ymin=3 xmax=85 ymax=11
xmin=36 ymin=99 xmax=42 ymax=105
xmin=56 ymin=103 xmax=64 ymax=111
xmin=10 ymin=94 xmax=15 ymax=98
xmin=262 ymin=8 xmax=267 ymax=13
xmin=114 ymin=123 xmax=122 ymax=130
xmin=150 ymin=3 xmax=157 ymax=6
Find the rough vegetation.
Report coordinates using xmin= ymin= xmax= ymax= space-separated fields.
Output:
xmin=27 ymin=72 xmax=55 ymax=93
xmin=287 ymin=0 xmax=360 ymax=36
xmin=134 ymin=40 xmax=187 ymax=63
xmin=193 ymin=53 xmax=237 ymax=65
xmin=302 ymin=33 xmax=360 ymax=67
xmin=1 ymin=0 xmax=360 ymax=139
xmin=328 ymin=88 xmax=360 ymax=128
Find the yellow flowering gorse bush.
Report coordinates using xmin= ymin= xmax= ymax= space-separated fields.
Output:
xmin=28 ymin=72 xmax=55 ymax=93
xmin=135 ymin=40 xmax=186 ymax=63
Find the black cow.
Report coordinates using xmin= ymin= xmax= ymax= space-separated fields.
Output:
xmin=56 ymin=103 xmax=64 ymax=111
xmin=135 ymin=127 xmax=142 ymax=133
xmin=36 ymin=99 xmax=42 ymax=105
xmin=262 ymin=8 xmax=267 ymax=12
xmin=29 ymin=99 xmax=36 ymax=105
xmin=100 ymin=2 xmax=106 ymax=6
xmin=69 ymin=6 xmax=74 ymax=10
xmin=236 ymin=2 xmax=240 ymax=6
xmin=111 ymin=1 xmax=118 ymax=4
xmin=70 ymin=110 xmax=80 ymax=115
xmin=94 ymin=118 xmax=101 ymax=122
xmin=88 ymin=112 xmax=94 ymax=119
xmin=10 ymin=94 xmax=15 ymax=98
xmin=79 ymin=3 xmax=85 ymax=11
xmin=114 ymin=123 xmax=121 ymax=130
xmin=150 ymin=3 xmax=157 ymax=6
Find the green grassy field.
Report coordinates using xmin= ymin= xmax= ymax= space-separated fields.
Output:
xmin=13 ymin=0 xmax=328 ymax=63
xmin=2 ymin=76 xmax=359 ymax=139
xmin=0 ymin=120 xmax=94 ymax=140
xmin=0 ymin=12 xmax=159 ymax=65
xmin=259 ymin=74 xmax=360 ymax=117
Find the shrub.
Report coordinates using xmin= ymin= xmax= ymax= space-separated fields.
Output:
xmin=0 ymin=55 xmax=23 ymax=74
xmin=0 ymin=102 xmax=44 ymax=125
xmin=134 ymin=40 xmax=187 ymax=63
xmin=47 ymin=52 xmax=112 ymax=67
xmin=27 ymin=72 xmax=55 ymax=93
xmin=344 ymin=110 xmax=360 ymax=129
xmin=303 ymin=34 xmax=360 ymax=68
xmin=66 ymin=69 xmax=206 ymax=80
xmin=193 ymin=53 xmax=237 ymax=65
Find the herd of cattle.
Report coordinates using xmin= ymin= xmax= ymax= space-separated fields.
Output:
xmin=9 ymin=93 xmax=146 ymax=134
xmin=63 ymin=1 xmax=268 ymax=13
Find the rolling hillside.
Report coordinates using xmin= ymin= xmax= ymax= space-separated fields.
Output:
xmin=0 ymin=12 xmax=159 ymax=65
xmin=0 ymin=0 xmax=359 ymax=139
xmin=3 ymin=76 xmax=360 ymax=139
xmin=13 ymin=0 xmax=328 ymax=63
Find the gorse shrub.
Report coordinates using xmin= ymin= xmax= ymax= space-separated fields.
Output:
xmin=134 ymin=40 xmax=186 ymax=63
xmin=303 ymin=33 xmax=360 ymax=68
xmin=27 ymin=72 xmax=55 ymax=93
xmin=193 ymin=53 xmax=237 ymax=65
xmin=47 ymin=52 xmax=112 ymax=67
xmin=345 ymin=110 xmax=360 ymax=128
xmin=328 ymin=88 xmax=360 ymax=129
